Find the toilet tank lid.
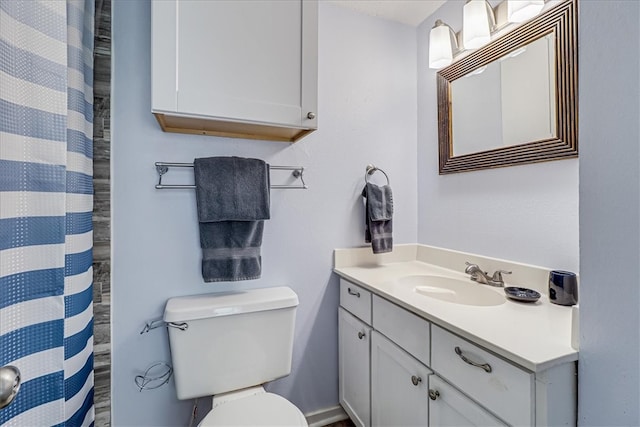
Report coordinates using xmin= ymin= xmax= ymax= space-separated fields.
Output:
xmin=163 ymin=287 xmax=299 ymax=322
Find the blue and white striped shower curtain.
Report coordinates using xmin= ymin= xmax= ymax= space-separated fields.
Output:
xmin=0 ymin=1 xmax=95 ymax=425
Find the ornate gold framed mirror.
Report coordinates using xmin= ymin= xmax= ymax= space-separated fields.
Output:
xmin=437 ymin=0 xmax=578 ymax=174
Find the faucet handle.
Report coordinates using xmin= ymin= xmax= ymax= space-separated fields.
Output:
xmin=491 ymin=270 xmax=512 ymax=282
xmin=464 ymin=261 xmax=479 ymax=274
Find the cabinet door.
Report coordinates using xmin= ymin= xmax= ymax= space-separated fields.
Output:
xmin=339 ymin=308 xmax=371 ymax=427
xmin=371 ymin=331 xmax=431 ymax=427
xmin=428 ymin=376 xmax=507 ymax=426
xmin=431 ymin=325 xmax=533 ymax=426
xmin=153 ymin=0 xmax=317 ymax=129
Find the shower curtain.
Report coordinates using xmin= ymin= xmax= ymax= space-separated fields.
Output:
xmin=0 ymin=0 xmax=95 ymax=425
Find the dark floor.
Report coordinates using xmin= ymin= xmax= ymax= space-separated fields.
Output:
xmin=325 ymin=419 xmax=355 ymax=427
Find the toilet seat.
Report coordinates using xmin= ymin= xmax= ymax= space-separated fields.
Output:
xmin=199 ymin=392 xmax=307 ymax=426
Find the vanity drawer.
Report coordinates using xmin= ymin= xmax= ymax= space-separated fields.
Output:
xmin=431 ymin=325 xmax=534 ymax=426
xmin=372 ymin=295 xmax=430 ymax=365
xmin=340 ymin=279 xmax=372 ymax=325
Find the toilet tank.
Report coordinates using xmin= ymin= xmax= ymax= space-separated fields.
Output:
xmin=164 ymin=287 xmax=299 ymax=400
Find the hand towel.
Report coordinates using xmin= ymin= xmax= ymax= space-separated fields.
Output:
xmin=194 ymin=157 xmax=270 ymax=282
xmin=194 ymin=157 xmax=270 ymax=222
xmin=362 ymin=183 xmax=393 ymax=254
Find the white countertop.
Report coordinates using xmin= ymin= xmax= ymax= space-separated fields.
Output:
xmin=334 ymin=245 xmax=578 ymax=372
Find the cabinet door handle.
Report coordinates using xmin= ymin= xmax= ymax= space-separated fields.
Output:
xmin=411 ymin=375 xmax=422 ymax=386
xmin=307 ymin=112 xmax=316 ymax=120
xmin=454 ymin=346 xmax=492 ymax=373
xmin=347 ymin=288 xmax=360 ymax=298
xmin=428 ymin=389 xmax=440 ymax=400
xmin=358 ymin=331 xmax=366 ymax=340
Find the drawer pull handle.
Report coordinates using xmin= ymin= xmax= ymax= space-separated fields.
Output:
xmin=347 ymin=288 xmax=361 ymax=298
xmin=428 ymin=389 xmax=440 ymax=400
xmin=411 ymin=375 xmax=422 ymax=386
xmin=454 ymin=346 xmax=492 ymax=373
xmin=358 ymin=331 xmax=366 ymax=340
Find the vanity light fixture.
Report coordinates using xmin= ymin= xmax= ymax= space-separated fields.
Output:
xmin=428 ymin=0 xmax=547 ymax=70
xmin=507 ymin=0 xmax=545 ymax=23
xmin=428 ymin=20 xmax=458 ymax=69
xmin=462 ymin=0 xmax=495 ymax=50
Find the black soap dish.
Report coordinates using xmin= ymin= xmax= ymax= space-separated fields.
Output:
xmin=504 ymin=287 xmax=541 ymax=303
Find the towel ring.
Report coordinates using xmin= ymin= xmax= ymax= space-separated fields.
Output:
xmin=365 ymin=164 xmax=390 ymax=185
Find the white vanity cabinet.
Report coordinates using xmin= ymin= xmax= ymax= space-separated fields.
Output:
xmin=371 ymin=331 xmax=431 ymax=426
xmin=338 ymin=278 xmax=577 ymax=427
xmin=338 ymin=281 xmax=372 ymax=427
xmin=428 ymin=375 xmax=507 ymax=426
xmin=151 ymin=0 xmax=318 ymax=142
xmin=370 ymin=295 xmax=432 ymax=426
xmin=431 ymin=325 xmax=577 ymax=426
xmin=431 ymin=325 xmax=534 ymax=426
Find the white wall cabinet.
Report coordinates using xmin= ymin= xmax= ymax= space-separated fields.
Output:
xmin=151 ymin=0 xmax=318 ymax=142
xmin=338 ymin=279 xmax=577 ymax=427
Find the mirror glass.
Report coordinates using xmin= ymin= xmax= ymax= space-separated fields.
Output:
xmin=437 ymin=0 xmax=578 ymax=174
xmin=451 ymin=34 xmax=556 ymax=157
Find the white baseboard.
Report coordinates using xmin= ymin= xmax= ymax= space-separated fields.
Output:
xmin=305 ymin=405 xmax=349 ymax=427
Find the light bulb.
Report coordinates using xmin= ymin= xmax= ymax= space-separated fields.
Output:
xmin=463 ymin=0 xmax=495 ymax=50
xmin=507 ymin=0 xmax=545 ymax=23
xmin=429 ymin=20 xmax=457 ymax=69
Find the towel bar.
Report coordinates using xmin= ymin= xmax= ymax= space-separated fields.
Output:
xmin=154 ymin=162 xmax=307 ymax=190
xmin=365 ymin=164 xmax=390 ymax=185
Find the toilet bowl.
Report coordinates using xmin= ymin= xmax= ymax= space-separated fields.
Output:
xmin=199 ymin=386 xmax=306 ymax=426
xmin=164 ymin=287 xmax=307 ymax=426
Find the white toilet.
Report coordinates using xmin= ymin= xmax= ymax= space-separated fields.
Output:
xmin=164 ymin=287 xmax=308 ymax=426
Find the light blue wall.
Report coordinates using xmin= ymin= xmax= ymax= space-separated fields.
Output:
xmin=111 ymin=1 xmax=418 ymax=425
xmin=113 ymin=1 xmax=640 ymax=425
xmin=416 ymin=1 xmax=579 ymax=273
xmin=418 ymin=0 xmax=640 ymax=424
xmin=578 ymin=1 xmax=640 ymax=425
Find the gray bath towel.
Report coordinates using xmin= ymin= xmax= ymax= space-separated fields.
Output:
xmin=194 ymin=157 xmax=270 ymax=282
xmin=362 ymin=183 xmax=393 ymax=254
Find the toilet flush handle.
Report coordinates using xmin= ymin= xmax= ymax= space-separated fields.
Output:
xmin=168 ymin=322 xmax=188 ymax=331
xmin=140 ymin=319 xmax=189 ymax=334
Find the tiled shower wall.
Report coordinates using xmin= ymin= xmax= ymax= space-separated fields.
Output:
xmin=93 ymin=0 xmax=111 ymax=425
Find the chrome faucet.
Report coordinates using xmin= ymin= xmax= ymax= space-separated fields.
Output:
xmin=464 ymin=262 xmax=512 ymax=287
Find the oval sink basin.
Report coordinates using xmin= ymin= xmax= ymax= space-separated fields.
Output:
xmin=398 ymin=275 xmax=505 ymax=306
